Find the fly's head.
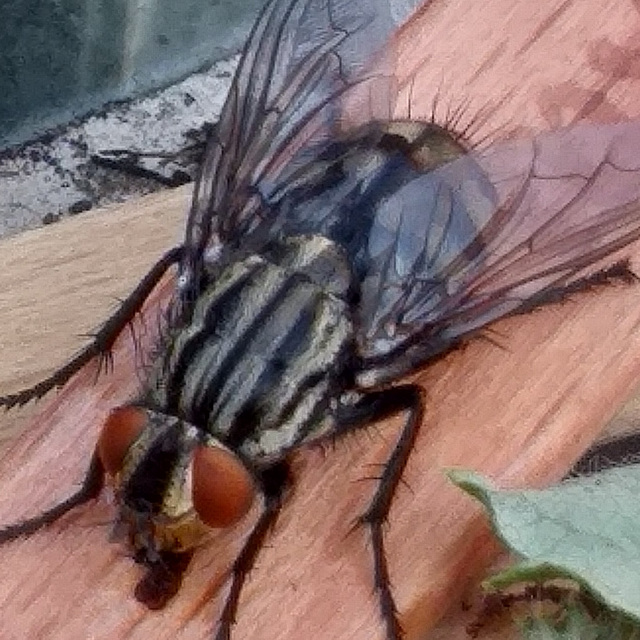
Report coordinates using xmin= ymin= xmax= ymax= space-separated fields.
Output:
xmin=96 ymin=405 xmax=256 ymax=607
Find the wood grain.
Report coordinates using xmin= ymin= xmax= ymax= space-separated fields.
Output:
xmin=2 ymin=0 xmax=640 ymax=639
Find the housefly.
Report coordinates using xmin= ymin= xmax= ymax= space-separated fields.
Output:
xmin=3 ymin=0 xmax=640 ymax=638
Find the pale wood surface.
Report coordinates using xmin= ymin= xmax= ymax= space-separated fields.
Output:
xmin=2 ymin=1 xmax=640 ymax=639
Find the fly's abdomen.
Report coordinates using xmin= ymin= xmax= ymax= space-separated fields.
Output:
xmin=146 ymin=235 xmax=355 ymax=464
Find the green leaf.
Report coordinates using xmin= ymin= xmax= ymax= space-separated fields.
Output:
xmin=448 ymin=467 xmax=640 ymax=624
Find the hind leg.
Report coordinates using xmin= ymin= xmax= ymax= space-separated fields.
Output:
xmin=334 ymin=384 xmax=424 ymax=640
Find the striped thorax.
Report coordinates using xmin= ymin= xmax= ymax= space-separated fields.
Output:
xmin=98 ymin=234 xmax=356 ymax=562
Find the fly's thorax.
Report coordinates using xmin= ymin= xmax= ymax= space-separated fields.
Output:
xmin=97 ymin=406 xmax=256 ymax=562
xmin=143 ymin=235 xmax=357 ymax=466
xmin=375 ymin=121 xmax=467 ymax=170
xmin=370 ymin=120 xmax=497 ymax=236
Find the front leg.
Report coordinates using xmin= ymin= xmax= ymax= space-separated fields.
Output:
xmin=335 ymin=385 xmax=424 ymax=640
xmin=0 ymin=245 xmax=183 ymax=409
xmin=0 ymin=452 xmax=105 ymax=542
xmin=215 ymin=461 xmax=291 ymax=640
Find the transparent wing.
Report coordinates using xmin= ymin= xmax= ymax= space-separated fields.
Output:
xmin=193 ymin=115 xmax=640 ymax=384
xmin=179 ymin=0 xmax=640 ymax=390
xmin=351 ymin=121 xmax=640 ymax=384
xmin=181 ymin=0 xmax=420 ymax=292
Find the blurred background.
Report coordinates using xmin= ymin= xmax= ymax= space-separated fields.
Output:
xmin=1 ymin=0 xmax=266 ymax=148
xmin=0 ymin=0 xmax=266 ymax=236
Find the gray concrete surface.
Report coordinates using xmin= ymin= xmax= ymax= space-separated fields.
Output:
xmin=0 ymin=56 xmax=236 ymax=237
xmin=0 ymin=0 xmax=421 ymax=238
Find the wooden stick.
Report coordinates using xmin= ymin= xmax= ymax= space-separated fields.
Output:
xmin=2 ymin=1 xmax=640 ymax=638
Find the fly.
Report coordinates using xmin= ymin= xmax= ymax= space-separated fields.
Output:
xmin=2 ymin=0 xmax=640 ymax=639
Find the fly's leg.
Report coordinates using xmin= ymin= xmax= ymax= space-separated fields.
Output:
xmin=215 ymin=461 xmax=291 ymax=640
xmin=335 ymin=384 xmax=424 ymax=640
xmin=515 ymin=259 xmax=637 ymax=315
xmin=91 ymin=126 xmax=210 ymax=187
xmin=0 ymin=452 xmax=105 ymax=542
xmin=0 ymin=245 xmax=183 ymax=409
xmin=91 ymin=151 xmax=194 ymax=188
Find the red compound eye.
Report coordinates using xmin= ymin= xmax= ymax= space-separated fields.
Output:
xmin=97 ymin=406 xmax=148 ymax=475
xmin=192 ymin=445 xmax=255 ymax=528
